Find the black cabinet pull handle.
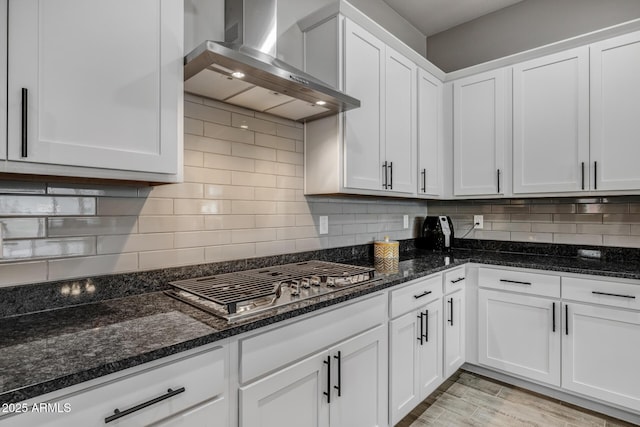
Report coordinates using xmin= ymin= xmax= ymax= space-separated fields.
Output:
xmin=417 ymin=312 xmax=424 ymax=345
xmin=592 ymin=291 xmax=636 ymax=299
xmin=500 ymin=279 xmax=532 ymax=286
xmin=414 ymin=290 xmax=432 ymax=300
xmin=594 ymin=161 xmax=598 ymax=190
xmin=21 ymin=88 xmax=28 ymax=158
xmin=389 ymin=162 xmax=393 ymax=189
xmin=565 ymin=304 xmax=569 ymax=336
xmin=552 ymin=302 xmax=556 ymax=333
xmin=448 ymin=298 xmax=453 ymax=326
xmin=105 ymin=387 xmax=185 ymax=423
xmin=421 ymin=169 xmax=426 ymax=193
xmin=333 ymin=351 xmax=341 ymax=397
xmin=424 ymin=309 xmax=429 ymax=342
xmin=323 ymin=355 xmax=331 ymax=403
xmin=497 ymin=169 xmax=501 ymax=193
xmin=450 ymin=277 xmax=465 ymax=284
xmin=581 ymin=162 xmax=585 ymax=190
xmin=382 ymin=162 xmax=388 ymax=189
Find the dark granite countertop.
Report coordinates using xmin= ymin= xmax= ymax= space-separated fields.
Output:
xmin=2 ymin=245 xmax=640 ymax=406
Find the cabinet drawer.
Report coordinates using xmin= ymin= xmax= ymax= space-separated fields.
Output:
xmin=443 ymin=267 xmax=466 ymax=295
xmin=563 ymin=277 xmax=640 ymax=310
xmin=7 ymin=345 xmax=227 ymax=427
xmin=479 ymin=268 xmax=560 ymax=298
xmin=240 ymin=293 xmax=386 ymax=384
xmin=390 ymin=274 xmax=442 ymax=318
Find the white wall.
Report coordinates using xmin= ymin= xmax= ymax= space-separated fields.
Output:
xmin=427 ymin=0 xmax=640 ymax=72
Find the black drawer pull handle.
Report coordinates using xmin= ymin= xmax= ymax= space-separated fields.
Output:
xmin=323 ymin=355 xmax=331 ymax=403
xmin=417 ymin=312 xmax=424 ymax=345
xmin=421 ymin=169 xmax=426 ymax=193
xmin=594 ymin=161 xmax=598 ymax=190
xmin=21 ymin=88 xmax=28 ymax=157
xmin=592 ymin=291 xmax=636 ymax=299
xmin=382 ymin=162 xmax=388 ymax=189
xmin=552 ymin=302 xmax=556 ymax=333
xmin=333 ymin=351 xmax=342 ymax=397
xmin=105 ymin=387 xmax=185 ymax=423
xmin=500 ymin=279 xmax=532 ymax=286
xmin=497 ymin=169 xmax=501 ymax=193
xmin=389 ymin=161 xmax=393 ymax=190
xmin=450 ymin=277 xmax=465 ymax=284
xmin=448 ymin=298 xmax=453 ymax=326
xmin=414 ymin=290 xmax=432 ymax=299
xmin=565 ymin=304 xmax=569 ymax=335
xmin=424 ymin=309 xmax=429 ymax=342
xmin=581 ymin=162 xmax=585 ymax=190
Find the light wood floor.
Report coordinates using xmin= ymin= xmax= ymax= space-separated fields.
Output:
xmin=396 ymin=371 xmax=638 ymax=427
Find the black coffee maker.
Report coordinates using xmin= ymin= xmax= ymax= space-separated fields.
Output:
xmin=417 ymin=216 xmax=454 ymax=252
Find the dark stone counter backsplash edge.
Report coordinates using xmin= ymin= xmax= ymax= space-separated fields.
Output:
xmin=1 ymin=238 xmax=639 ymax=318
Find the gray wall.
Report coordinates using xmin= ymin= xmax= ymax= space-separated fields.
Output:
xmin=185 ymin=0 xmax=426 ymax=71
xmin=427 ymin=0 xmax=640 ymax=72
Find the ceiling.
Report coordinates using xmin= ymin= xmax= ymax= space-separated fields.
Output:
xmin=382 ymin=0 xmax=525 ymax=37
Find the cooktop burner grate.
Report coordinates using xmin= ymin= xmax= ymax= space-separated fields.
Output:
xmin=169 ymin=261 xmax=375 ymax=315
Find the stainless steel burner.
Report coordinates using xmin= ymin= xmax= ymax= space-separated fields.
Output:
xmin=166 ymin=261 xmax=377 ymax=322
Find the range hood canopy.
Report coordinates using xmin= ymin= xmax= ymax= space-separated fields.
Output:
xmin=184 ymin=0 xmax=360 ymax=123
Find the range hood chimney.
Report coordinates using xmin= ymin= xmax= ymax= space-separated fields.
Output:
xmin=184 ymin=0 xmax=360 ymax=122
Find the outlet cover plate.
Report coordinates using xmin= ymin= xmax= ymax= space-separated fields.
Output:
xmin=319 ymin=216 xmax=328 ymax=234
xmin=474 ymin=215 xmax=484 ymax=229
xmin=403 ymin=215 xmax=409 ymax=229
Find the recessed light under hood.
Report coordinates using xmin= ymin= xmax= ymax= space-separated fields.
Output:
xmin=184 ymin=0 xmax=360 ymax=123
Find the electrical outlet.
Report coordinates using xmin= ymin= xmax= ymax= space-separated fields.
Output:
xmin=474 ymin=215 xmax=484 ymax=229
xmin=319 ymin=216 xmax=329 ymax=235
xmin=403 ymin=215 xmax=409 ymax=229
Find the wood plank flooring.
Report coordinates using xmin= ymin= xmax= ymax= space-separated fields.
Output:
xmin=396 ymin=371 xmax=638 ymax=427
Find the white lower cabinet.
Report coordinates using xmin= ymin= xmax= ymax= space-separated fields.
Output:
xmin=563 ymin=302 xmax=640 ymax=411
xmin=478 ymin=289 xmax=561 ymax=386
xmin=389 ymin=298 xmax=442 ymax=425
xmin=239 ymin=325 xmax=387 ymax=427
xmin=4 ymin=344 xmax=229 ymax=427
xmin=444 ymin=289 xmax=466 ymax=378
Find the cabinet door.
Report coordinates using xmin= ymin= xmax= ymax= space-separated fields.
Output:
xmin=0 ymin=0 xmax=6 ymax=160
xmin=591 ymin=31 xmax=640 ymax=191
xmin=444 ymin=290 xmax=465 ymax=378
xmin=384 ymin=46 xmax=416 ymax=194
xmin=513 ymin=47 xmax=589 ymax=193
xmin=563 ymin=303 xmax=640 ymax=411
xmin=8 ymin=0 xmax=181 ymax=175
xmin=240 ymin=351 xmax=329 ymax=427
xmin=453 ymin=69 xmax=505 ymax=196
xmin=344 ymin=19 xmax=384 ymax=191
xmin=417 ymin=69 xmax=443 ymax=196
xmin=419 ymin=299 xmax=444 ymax=400
xmin=389 ymin=311 xmax=421 ymax=425
xmin=329 ymin=325 xmax=387 ymax=427
xmin=478 ymin=289 xmax=560 ymax=386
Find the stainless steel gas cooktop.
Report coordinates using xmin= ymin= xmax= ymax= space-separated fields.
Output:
xmin=166 ymin=261 xmax=378 ymax=322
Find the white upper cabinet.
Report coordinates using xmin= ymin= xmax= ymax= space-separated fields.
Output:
xmin=513 ymin=47 xmax=589 ymax=194
xmin=303 ymin=16 xmax=419 ymax=197
xmin=344 ymin=18 xmax=385 ymax=192
xmin=7 ymin=0 xmax=182 ymax=181
xmin=0 ymin=0 xmax=6 ymax=161
xmin=453 ymin=69 xmax=506 ymax=196
xmin=590 ymin=30 xmax=640 ymax=191
xmin=417 ymin=69 xmax=443 ymax=197
xmin=384 ymin=46 xmax=416 ymax=194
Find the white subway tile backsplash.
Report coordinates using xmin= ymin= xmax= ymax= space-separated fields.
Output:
xmin=48 ymin=217 xmax=138 ymax=237
xmin=510 ymin=232 xmax=553 ymax=243
xmin=295 ymin=237 xmax=327 ymax=251
xmin=277 ymin=226 xmax=317 ymax=240
xmin=204 ymin=122 xmax=254 ymax=145
xmin=276 ymin=176 xmax=304 ymax=190
xmin=232 ymin=113 xmax=277 ymax=135
xmin=0 ymin=196 xmax=96 ymax=216
xmin=0 ymin=218 xmax=46 ymax=239
xmin=98 ymin=233 xmax=174 ymax=254
xmin=173 ymin=199 xmax=231 ymax=215
xmin=185 ymin=101 xmax=231 ymax=125
xmin=205 ymin=243 xmax=256 ymax=262
xmin=274 ymin=163 xmax=296 ymax=176
xmin=184 ymin=117 xmax=204 ymax=135
xmin=255 ymin=133 xmax=296 ymax=151
xmin=205 ymin=184 xmax=254 ymax=201
xmin=603 ymin=235 xmax=640 ymax=247
xmin=231 ymin=142 xmax=277 ymax=161
xmin=2 ymin=237 xmax=96 ymax=259
xmin=204 ymin=153 xmax=254 ymax=172
xmin=174 ymin=230 xmax=232 ymax=248
xmin=276 ymin=123 xmax=304 ymax=140
xmin=139 ymin=248 xmax=205 ymax=270
xmin=231 ymin=171 xmax=277 ymax=188
xmin=295 ymin=215 xmax=315 ymax=227
xmin=97 ymin=198 xmax=174 ymax=216
xmin=148 ymin=183 xmax=204 ymax=199
xmin=232 ymin=228 xmax=277 ymax=244
xmin=0 ymin=261 xmax=48 ymax=287
xmin=254 ymin=160 xmax=277 ymax=175
xmin=276 ymin=150 xmax=303 ymax=165
xmin=138 ymin=216 xmax=205 ymax=233
xmin=184 ymin=150 xmax=204 ymax=167
xmin=48 ymin=253 xmax=139 ymax=280
xmin=185 ymin=134 xmax=232 ymax=155
xmin=255 ymin=215 xmax=296 ymax=228
xmin=554 ymin=233 xmax=603 ymax=245
xmin=576 ymin=224 xmax=630 ymax=235
xmin=0 ymin=181 xmax=46 ymax=194
xmin=205 ymin=215 xmax=256 ymax=230
xmin=255 ymin=240 xmax=296 ymax=257
xmin=184 ymin=166 xmax=232 ymax=185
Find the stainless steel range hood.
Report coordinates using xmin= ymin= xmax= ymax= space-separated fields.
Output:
xmin=184 ymin=0 xmax=360 ymax=122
